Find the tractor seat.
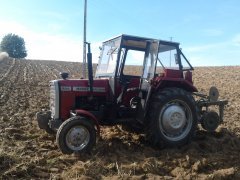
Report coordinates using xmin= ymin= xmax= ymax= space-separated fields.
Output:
xmin=116 ymin=76 xmax=132 ymax=104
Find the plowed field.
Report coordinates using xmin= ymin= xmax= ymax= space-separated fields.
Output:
xmin=0 ymin=58 xmax=239 ymax=179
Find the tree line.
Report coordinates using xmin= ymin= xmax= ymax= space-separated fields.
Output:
xmin=0 ymin=33 xmax=27 ymax=59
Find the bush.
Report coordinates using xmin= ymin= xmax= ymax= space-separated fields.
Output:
xmin=0 ymin=33 xmax=27 ymax=58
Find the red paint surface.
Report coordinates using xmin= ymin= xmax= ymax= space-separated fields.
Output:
xmin=152 ymin=69 xmax=198 ymax=92
xmin=59 ymin=79 xmax=110 ymax=120
xmin=75 ymin=109 xmax=100 ymax=133
xmin=115 ymin=77 xmax=140 ymax=106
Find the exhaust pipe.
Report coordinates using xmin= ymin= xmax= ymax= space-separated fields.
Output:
xmin=85 ymin=42 xmax=93 ymax=93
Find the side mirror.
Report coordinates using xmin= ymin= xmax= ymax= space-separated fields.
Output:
xmin=174 ymin=54 xmax=179 ymax=65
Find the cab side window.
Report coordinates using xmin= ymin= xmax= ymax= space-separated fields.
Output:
xmin=122 ymin=49 xmax=145 ymax=76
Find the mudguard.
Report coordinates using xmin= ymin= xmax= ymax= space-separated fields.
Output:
xmin=74 ymin=109 xmax=100 ymax=134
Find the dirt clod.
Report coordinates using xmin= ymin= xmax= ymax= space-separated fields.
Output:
xmin=212 ymin=167 xmax=235 ymax=179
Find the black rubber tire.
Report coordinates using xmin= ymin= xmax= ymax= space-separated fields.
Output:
xmin=146 ymin=88 xmax=198 ymax=148
xmin=56 ymin=116 xmax=96 ymax=154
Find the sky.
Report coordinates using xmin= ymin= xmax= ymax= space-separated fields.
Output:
xmin=0 ymin=0 xmax=240 ymax=66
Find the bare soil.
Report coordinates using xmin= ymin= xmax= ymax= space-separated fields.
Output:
xmin=0 ymin=58 xmax=239 ymax=179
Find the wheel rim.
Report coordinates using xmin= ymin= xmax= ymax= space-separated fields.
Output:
xmin=159 ymin=99 xmax=193 ymax=142
xmin=65 ymin=125 xmax=90 ymax=151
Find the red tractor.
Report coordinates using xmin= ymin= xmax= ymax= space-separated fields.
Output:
xmin=37 ymin=34 xmax=228 ymax=154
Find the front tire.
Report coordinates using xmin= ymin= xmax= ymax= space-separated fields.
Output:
xmin=56 ymin=116 xmax=96 ymax=154
xmin=147 ymin=88 xmax=197 ymax=148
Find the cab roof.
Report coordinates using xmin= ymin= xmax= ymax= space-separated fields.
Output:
xmin=102 ymin=34 xmax=180 ymax=46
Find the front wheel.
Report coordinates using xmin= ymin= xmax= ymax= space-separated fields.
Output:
xmin=147 ymin=88 xmax=197 ymax=148
xmin=56 ymin=117 xmax=96 ymax=154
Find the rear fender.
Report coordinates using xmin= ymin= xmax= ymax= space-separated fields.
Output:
xmin=74 ymin=109 xmax=100 ymax=134
xmin=155 ymin=79 xmax=198 ymax=92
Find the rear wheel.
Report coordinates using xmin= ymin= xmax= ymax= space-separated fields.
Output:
xmin=147 ymin=88 xmax=197 ymax=148
xmin=56 ymin=116 xmax=96 ymax=154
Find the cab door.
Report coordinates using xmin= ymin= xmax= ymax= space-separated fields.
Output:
xmin=137 ymin=41 xmax=158 ymax=119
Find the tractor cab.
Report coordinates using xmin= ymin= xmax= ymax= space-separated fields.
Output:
xmin=95 ymin=35 xmax=195 ymax=113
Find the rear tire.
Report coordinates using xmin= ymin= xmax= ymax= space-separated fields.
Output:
xmin=56 ymin=116 xmax=96 ymax=154
xmin=147 ymin=88 xmax=197 ymax=148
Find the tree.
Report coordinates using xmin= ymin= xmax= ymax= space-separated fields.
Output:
xmin=0 ymin=33 xmax=27 ymax=58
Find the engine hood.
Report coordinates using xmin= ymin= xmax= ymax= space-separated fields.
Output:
xmin=55 ymin=78 xmax=110 ymax=93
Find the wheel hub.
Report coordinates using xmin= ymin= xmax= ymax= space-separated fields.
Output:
xmin=162 ymin=104 xmax=187 ymax=134
xmin=66 ymin=126 xmax=90 ymax=151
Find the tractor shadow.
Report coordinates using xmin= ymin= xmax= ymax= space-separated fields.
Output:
xmin=94 ymin=127 xmax=240 ymax=156
xmin=192 ymin=128 xmax=240 ymax=153
xmin=80 ymin=127 xmax=240 ymax=174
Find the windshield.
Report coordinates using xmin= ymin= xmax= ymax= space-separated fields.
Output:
xmin=156 ymin=43 xmax=192 ymax=73
xmin=95 ymin=38 xmax=121 ymax=76
xmin=158 ymin=44 xmax=178 ymax=69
